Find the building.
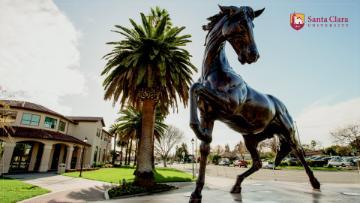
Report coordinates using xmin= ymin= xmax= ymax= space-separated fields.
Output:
xmin=0 ymin=100 xmax=113 ymax=175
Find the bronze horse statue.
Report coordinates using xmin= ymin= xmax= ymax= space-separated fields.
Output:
xmin=189 ymin=5 xmax=320 ymax=202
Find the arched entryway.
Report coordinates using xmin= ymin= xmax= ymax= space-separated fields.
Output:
xmin=9 ymin=141 xmax=44 ymax=173
xmin=0 ymin=139 xmax=5 ymax=160
xmin=50 ymin=143 xmax=68 ymax=171
xmin=70 ymin=146 xmax=81 ymax=169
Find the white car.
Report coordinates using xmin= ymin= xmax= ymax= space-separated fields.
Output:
xmin=327 ymin=157 xmax=353 ymax=167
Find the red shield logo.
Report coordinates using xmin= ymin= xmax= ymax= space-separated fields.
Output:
xmin=290 ymin=13 xmax=305 ymax=31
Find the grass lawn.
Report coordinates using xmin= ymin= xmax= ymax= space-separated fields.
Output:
xmin=0 ymin=177 xmax=49 ymax=203
xmin=64 ymin=167 xmax=193 ymax=184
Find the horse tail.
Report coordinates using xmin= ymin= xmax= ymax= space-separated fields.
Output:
xmin=267 ymin=94 xmax=299 ymax=166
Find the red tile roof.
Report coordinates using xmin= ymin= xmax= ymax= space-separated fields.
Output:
xmin=1 ymin=100 xmax=75 ymax=123
xmin=1 ymin=100 xmax=106 ymax=127
xmin=0 ymin=126 xmax=91 ymax=146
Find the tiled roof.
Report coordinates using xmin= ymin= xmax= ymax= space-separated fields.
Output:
xmin=0 ymin=100 xmax=106 ymax=126
xmin=0 ymin=126 xmax=91 ymax=146
xmin=0 ymin=100 xmax=75 ymax=123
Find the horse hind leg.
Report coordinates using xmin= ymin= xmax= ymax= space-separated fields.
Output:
xmin=278 ymin=117 xmax=321 ymax=189
xmin=274 ymin=136 xmax=292 ymax=167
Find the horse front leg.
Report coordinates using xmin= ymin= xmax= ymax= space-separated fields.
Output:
xmin=189 ymin=83 xmax=212 ymax=143
xmin=231 ymin=136 xmax=261 ymax=199
xmin=189 ymin=117 xmax=214 ymax=203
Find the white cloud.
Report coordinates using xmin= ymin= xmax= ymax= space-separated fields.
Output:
xmin=296 ymin=97 xmax=360 ymax=147
xmin=0 ymin=0 xmax=85 ymax=114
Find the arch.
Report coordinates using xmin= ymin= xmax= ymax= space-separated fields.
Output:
xmin=13 ymin=138 xmax=47 ymax=145
xmin=0 ymin=139 xmax=5 ymax=160
xmin=49 ymin=143 xmax=69 ymax=170
xmin=9 ymin=140 xmax=45 ymax=173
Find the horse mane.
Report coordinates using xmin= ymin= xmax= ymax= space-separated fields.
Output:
xmin=202 ymin=12 xmax=226 ymax=31
xmin=202 ymin=12 xmax=227 ymax=46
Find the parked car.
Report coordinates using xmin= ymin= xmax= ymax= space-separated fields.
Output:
xmin=262 ymin=161 xmax=275 ymax=169
xmin=218 ymin=158 xmax=230 ymax=166
xmin=327 ymin=157 xmax=353 ymax=167
xmin=234 ymin=160 xmax=248 ymax=168
xmin=282 ymin=157 xmax=299 ymax=166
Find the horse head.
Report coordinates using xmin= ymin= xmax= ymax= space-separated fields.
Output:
xmin=218 ymin=5 xmax=264 ymax=64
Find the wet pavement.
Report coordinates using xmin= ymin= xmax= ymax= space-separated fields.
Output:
xmin=101 ymin=176 xmax=360 ymax=203
xmin=6 ymin=172 xmax=360 ymax=203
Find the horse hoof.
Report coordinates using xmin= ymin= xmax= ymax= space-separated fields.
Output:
xmin=189 ymin=192 xmax=202 ymax=203
xmin=311 ymin=178 xmax=321 ymax=190
xmin=230 ymin=192 xmax=242 ymax=202
xmin=230 ymin=185 xmax=242 ymax=194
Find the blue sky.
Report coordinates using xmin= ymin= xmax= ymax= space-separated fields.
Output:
xmin=1 ymin=0 xmax=359 ymax=149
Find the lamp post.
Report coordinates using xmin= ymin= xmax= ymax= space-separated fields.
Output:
xmin=182 ymin=151 xmax=185 ymax=163
xmin=191 ymin=138 xmax=195 ymax=179
xmin=79 ymin=137 xmax=88 ymax=177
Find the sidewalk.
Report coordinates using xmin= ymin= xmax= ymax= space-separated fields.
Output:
xmin=6 ymin=173 xmax=112 ymax=202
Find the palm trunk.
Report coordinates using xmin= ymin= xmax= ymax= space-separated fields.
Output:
xmin=119 ymin=145 xmax=123 ymax=166
xmin=127 ymin=138 xmax=133 ymax=166
xmin=134 ymin=99 xmax=156 ymax=187
xmin=112 ymin=134 xmax=117 ymax=165
xmin=125 ymin=142 xmax=129 ymax=165
xmin=133 ymin=139 xmax=138 ymax=167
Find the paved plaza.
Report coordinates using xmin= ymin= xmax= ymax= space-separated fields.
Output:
xmin=6 ymin=167 xmax=360 ymax=203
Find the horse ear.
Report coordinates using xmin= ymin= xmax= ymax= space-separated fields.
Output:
xmin=218 ymin=5 xmax=236 ymax=16
xmin=254 ymin=8 xmax=265 ymax=18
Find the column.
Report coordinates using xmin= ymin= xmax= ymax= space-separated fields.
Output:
xmin=65 ymin=146 xmax=74 ymax=170
xmin=75 ymin=147 xmax=83 ymax=169
xmin=0 ymin=142 xmax=16 ymax=175
xmin=58 ymin=145 xmax=65 ymax=165
xmin=48 ymin=147 xmax=55 ymax=169
xmin=28 ymin=143 xmax=39 ymax=171
xmin=39 ymin=144 xmax=53 ymax=172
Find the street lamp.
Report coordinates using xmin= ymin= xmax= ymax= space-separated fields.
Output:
xmin=182 ymin=151 xmax=185 ymax=163
xmin=79 ymin=137 xmax=88 ymax=177
xmin=191 ymin=138 xmax=195 ymax=179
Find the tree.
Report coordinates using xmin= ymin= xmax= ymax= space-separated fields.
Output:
xmin=233 ymin=141 xmax=247 ymax=160
xmin=331 ymin=123 xmax=360 ymax=152
xmin=323 ymin=145 xmax=352 ymax=156
xmin=110 ymin=107 xmax=167 ymax=165
xmin=155 ymin=125 xmax=184 ymax=167
xmin=101 ymin=7 xmax=196 ymax=187
xmin=175 ymin=142 xmax=189 ymax=162
xmin=214 ymin=145 xmax=223 ymax=155
xmin=310 ymin=140 xmax=318 ymax=150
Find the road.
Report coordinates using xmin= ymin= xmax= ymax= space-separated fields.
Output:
xmin=170 ymin=163 xmax=360 ymax=184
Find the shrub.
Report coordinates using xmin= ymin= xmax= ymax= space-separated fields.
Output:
xmin=212 ymin=155 xmax=221 ymax=165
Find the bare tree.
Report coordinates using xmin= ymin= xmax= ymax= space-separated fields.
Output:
xmin=258 ymin=137 xmax=278 ymax=153
xmin=331 ymin=123 xmax=360 ymax=151
xmin=233 ymin=141 xmax=247 ymax=160
xmin=155 ymin=125 xmax=184 ymax=167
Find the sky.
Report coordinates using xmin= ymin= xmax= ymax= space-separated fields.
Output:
xmin=0 ymin=0 xmax=359 ymax=150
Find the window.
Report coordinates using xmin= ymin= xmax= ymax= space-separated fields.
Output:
xmin=0 ymin=110 xmax=17 ymax=123
xmin=96 ymin=128 xmax=101 ymax=137
xmin=44 ymin=117 xmax=57 ymax=129
xmin=58 ymin=120 xmax=66 ymax=132
xmin=21 ymin=113 xmax=40 ymax=126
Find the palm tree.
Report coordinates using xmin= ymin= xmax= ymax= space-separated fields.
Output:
xmin=111 ymin=107 xmax=167 ymax=166
xmin=102 ymin=7 xmax=195 ymax=187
